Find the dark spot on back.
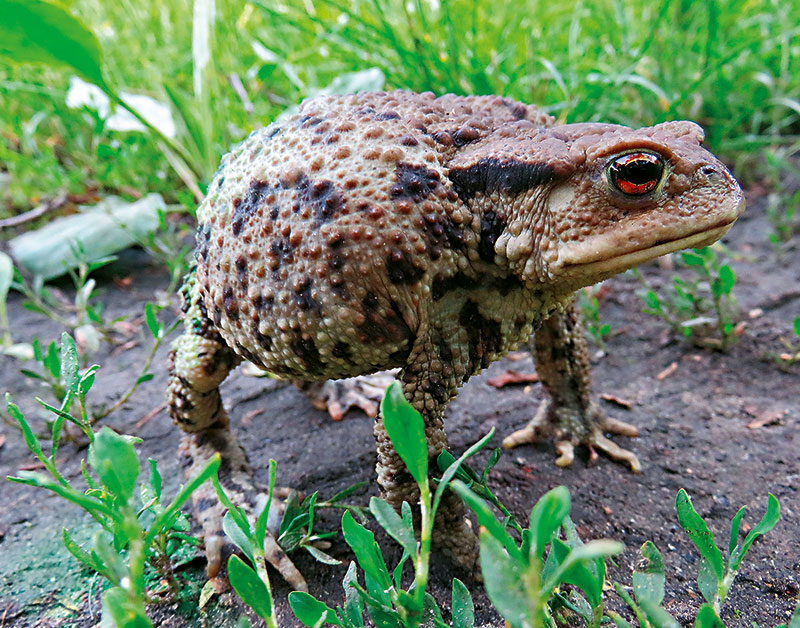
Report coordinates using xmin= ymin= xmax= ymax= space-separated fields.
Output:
xmin=232 ymin=180 xmax=271 ymax=236
xmin=267 ymin=125 xmax=283 ymax=139
xmin=431 ymin=131 xmax=453 ymax=146
xmin=332 ymin=342 xmax=353 ymax=361
xmin=358 ymin=293 xmax=413 ymax=349
xmin=253 ymin=323 xmax=272 ymax=351
xmin=294 ymin=176 xmax=345 ymax=226
xmin=290 ymin=335 xmax=324 ymax=375
xmin=235 ymin=256 xmax=248 ymax=279
xmin=389 ymin=163 xmax=444 ymax=204
xmin=422 ymin=214 xmax=465 ymax=257
xmin=448 ymin=158 xmax=557 ymax=203
xmin=196 ymin=225 xmax=211 ymax=261
xmin=300 ymin=115 xmax=324 ymax=128
xmin=293 ymin=278 xmax=319 ymax=311
xmin=478 ymin=209 xmax=506 ymax=263
xmin=269 ymin=236 xmax=294 ymax=268
xmin=376 ymin=110 xmax=400 ymax=121
xmin=424 ymin=375 xmax=448 ymax=403
xmin=223 ymin=286 xmax=239 ymax=320
xmin=386 ymin=247 xmax=426 ymax=285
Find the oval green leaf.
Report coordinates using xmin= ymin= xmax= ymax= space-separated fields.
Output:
xmin=88 ymin=426 xmax=139 ymax=502
xmin=228 ymin=555 xmax=273 ymax=621
xmin=379 ymin=381 xmax=427 ymax=486
xmin=289 ymin=591 xmax=341 ymax=627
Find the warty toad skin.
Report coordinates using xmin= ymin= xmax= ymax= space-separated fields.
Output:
xmin=167 ymin=90 xmax=744 ymax=590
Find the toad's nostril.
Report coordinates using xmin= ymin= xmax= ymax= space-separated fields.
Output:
xmin=699 ymin=165 xmax=717 ymax=176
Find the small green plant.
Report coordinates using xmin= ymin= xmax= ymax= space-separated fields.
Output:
xmin=766 ymin=190 xmax=800 ymax=248
xmin=452 ymin=481 xmax=622 ymax=628
xmin=287 ymin=381 xmax=495 ymax=627
xmin=773 ymin=317 xmax=800 ymax=366
xmin=577 ymin=286 xmax=612 ymax=350
xmin=13 ymin=305 xmax=177 ymax=426
xmin=5 ymin=332 xmax=220 ymax=627
xmin=211 ymin=460 xmax=281 ymax=628
xmin=284 ymin=383 xmax=624 ymax=628
xmin=674 ymin=489 xmax=780 ymax=619
xmin=9 ymin=249 xmax=119 ymax=352
xmin=638 ymin=247 xmax=739 ymax=349
xmin=609 ymin=490 xmax=784 ymax=628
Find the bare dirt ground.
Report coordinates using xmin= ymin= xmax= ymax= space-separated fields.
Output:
xmin=0 ymin=190 xmax=798 ymax=627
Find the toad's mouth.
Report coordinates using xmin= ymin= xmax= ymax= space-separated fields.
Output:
xmin=560 ymin=219 xmax=738 ymax=278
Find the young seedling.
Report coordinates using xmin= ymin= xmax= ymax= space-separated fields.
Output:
xmin=577 ymin=285 xmax=612 ymax=350
xmin=451 ymin=481 xmax=623 ymax=628
xmin=608 ymin=541 xmax=681 ymax=628
xmin=286 ymin=381 xmax=486 ymax=628
xmin=675 ymin=489 xmax=780 ymax=620
xmin=638 ymin=247 xmax=739 ymax=349
xmin=211 ymin=459 xmax=280 ymax=628
xmin=765 ymin=189 xmax=799 ymax=249
xmin=609 ymin=490 xmax=784 ymax=628
xmin=92 ymin=301 xmax=179 ymax=422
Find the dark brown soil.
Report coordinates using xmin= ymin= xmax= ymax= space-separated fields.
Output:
xmin=0 ymin=190 xmax=798 ymax=628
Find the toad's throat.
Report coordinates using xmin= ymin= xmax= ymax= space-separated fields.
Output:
xmin=561 ymin=219 xmax=739 ymax=278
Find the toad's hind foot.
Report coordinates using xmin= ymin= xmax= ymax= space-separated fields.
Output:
xmin=299 ymin=370 xmax=398 ymax=421
xmin=180 ymin=430 xmax=308 ymax=592
xmin=502 ymin=399 xmax=641 ymax=472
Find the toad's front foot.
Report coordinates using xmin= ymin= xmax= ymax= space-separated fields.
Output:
xmin=300 ymin=371 xmax=397 ymax=420
xmin=179 ymin=430 xmax=308 ymax=592
xmin=502 ymin=399 xmax=641 ymax=472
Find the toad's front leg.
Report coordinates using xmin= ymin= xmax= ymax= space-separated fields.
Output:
xmin=373 ymin=331 xmax=480 ymax=572
xmin=503 ymin=300 xmax=641 ymax=472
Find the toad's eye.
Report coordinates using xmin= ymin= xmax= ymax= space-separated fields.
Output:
xmin=607 ymin=152 xmax=664 ymax=196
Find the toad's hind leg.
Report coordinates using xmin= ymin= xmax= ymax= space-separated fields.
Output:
xmin=167 ymin=273 xmax=307 ymax=590
xmin=374 ymin=337 xmax=479 ymax=572
xmin=502 ymin=300 xmax=641 ymax=472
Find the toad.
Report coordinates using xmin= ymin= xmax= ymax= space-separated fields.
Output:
xmin=167 ymin=90 xmax=744 ymax=589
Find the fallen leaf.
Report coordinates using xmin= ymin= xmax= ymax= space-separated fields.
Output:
xmin=656 ymin=361 xmax=678 ymax=380
xmin=746 ymin=409 xmax=785 ymax=429
xmin=599 ymin=394 xmax=633 ymax=409
xmin=487 ymin=370 xmax=539 ymax=388
xmin=242 ymin=408 xmax=265 ymax=426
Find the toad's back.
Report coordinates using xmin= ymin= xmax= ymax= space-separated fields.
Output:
xmin=194 ymin=91 xmax=555 ymax=380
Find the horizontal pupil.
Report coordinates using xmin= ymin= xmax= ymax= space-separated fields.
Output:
xmin=620 ymin=160 xmax=660 ymax=185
